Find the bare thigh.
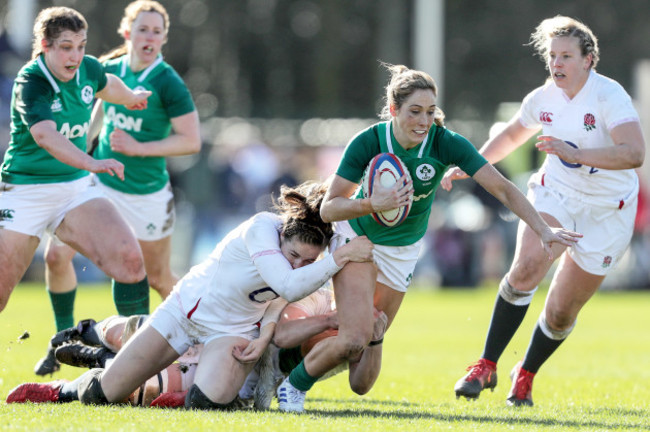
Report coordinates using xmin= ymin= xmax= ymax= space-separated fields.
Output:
xmin=56 ymin=198 xmax=145 ymax=282
xmin=302 ymin=262 xmax=377 ymax=376
xmin=334 ymin=262 xmax=377 ymax=342
xmin=508 ymin=213 xmax=567 ymax=291
xmin=101 ymin=324 xmax=180 ymax=402
xmin=192 ymin=336 xmax=254 ymax=404
xmin=544 ymin=253 xmax=605 ymax=330
xmin=139 ymin=236 xmax=177 ymax=298
xmin=373 ymin=282 xmax=404 ymax=329
xmin=0 ymin=230 xmax=40 ymax=311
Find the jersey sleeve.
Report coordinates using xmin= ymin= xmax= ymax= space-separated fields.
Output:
xmin=245 ymin=213 xmax=343 ymax=303
xmin=335 ymin=126 xmax=380 ymax=184
xmin=13 ymin=73 xmax=55 ymax=128
xmin=518 ymin=86 xmax=544 ymax=129
xmin=438 ymin=129 xmax=488 ymax=176
xmin=158 ymin=68 xmax=196 ymax=119
xmin=84 ymin=56 xmax=108 ymax=93
xmin=599 ymin=81 xmax=640 ymax=131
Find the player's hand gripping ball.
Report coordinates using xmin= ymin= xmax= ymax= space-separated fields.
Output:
xmin=361 ymin=153 xmax=412 ymax=227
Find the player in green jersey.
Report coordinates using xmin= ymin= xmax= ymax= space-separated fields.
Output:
xmin=276 ymin=63 xmax=584 ymax=413
xmin=0 ymin=6 xmax=154 ymax=372
xmin=36 ymin=1 xmax=201 ymax=375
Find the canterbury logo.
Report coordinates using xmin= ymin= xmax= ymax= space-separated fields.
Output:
xmin=0 ymin=209 xmax=15 ymax=221
xmin=539 ymin=111 xmax=553 ymax=124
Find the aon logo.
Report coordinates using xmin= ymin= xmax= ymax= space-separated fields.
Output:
xmin=106 ymin=106 xmax=143 ymax=132
xmin=59 ymin=122 xmax=89 ymax=139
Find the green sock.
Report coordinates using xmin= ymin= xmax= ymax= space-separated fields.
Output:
xmin=48 ymin=288 xmax=76 ymax=331
xmin=112 ymin=277 xmax=150 ymax=316
xmin=288 ymin=360 xmax=319 ymax=392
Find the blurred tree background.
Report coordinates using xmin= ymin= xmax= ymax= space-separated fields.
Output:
xmin=4 ymin=0 xmax=649 ymax=123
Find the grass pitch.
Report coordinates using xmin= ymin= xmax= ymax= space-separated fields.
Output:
xmin=1 ymin=282 xmax=649 ymax=431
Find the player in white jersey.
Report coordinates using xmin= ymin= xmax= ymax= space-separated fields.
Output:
xmin=444 ymin=16 xmax=645 ymax=406
xmin=69 ymin=181 xmax=373 ymax=410
xmin=6 ymin=286 xmax=387 ymax=410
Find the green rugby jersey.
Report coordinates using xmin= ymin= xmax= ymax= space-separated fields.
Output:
xmin=1 ymin=55 xmax=107 ymax=184
xmin=95 ymin=55 xmax=195 ymax=194
xmin=336 ymin=121 xmax=488 ymax=246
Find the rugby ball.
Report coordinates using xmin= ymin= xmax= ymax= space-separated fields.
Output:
xmin=361 ymin=153 xmax=412 ymax=227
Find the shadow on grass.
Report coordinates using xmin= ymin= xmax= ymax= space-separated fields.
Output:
xmin=304 ymin=398 xmax=648 ymax=430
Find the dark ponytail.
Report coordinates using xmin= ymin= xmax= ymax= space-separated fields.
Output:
xmin=274 ymin=181 xmax=333 ymax=248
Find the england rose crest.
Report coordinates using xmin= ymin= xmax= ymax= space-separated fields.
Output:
xmin=584 ymin=113 xmax=596 ymax=131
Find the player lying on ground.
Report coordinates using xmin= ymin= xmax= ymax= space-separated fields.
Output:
xmin=9 ymin=181 xmax=371 ymax=409
xmin=6 ymin=287 xmax=387 ymax=409
xmin=151 ymin=286 xmax=387 ymax=408
xmin=70 ymin=181 xmax=374 ymax=411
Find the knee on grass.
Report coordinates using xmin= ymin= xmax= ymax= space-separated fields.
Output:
xmin=77 ymin=368 xmax=109 ymax=405
xmin=185 ymin=384 xmax=236 ymax=410
xmin=350 ymin=380 xmax=373 ymax=396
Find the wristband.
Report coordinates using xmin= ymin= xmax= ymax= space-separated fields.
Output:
xmin=368 ymin=337 xmax=383 ymax=346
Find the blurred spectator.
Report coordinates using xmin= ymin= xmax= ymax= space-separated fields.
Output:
xmin=231 ymin=141 xmax=279 ymax=213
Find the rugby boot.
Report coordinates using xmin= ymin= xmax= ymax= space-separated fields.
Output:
xmin=277 ymin=377 xmax=306 ymax=413
xmin=50 ymin=319 xmax=99 ymax=348
xmin=150 ymin=391 xmax=187 ymax=408
xmin=55 ymin=343 xmax=115 ymax=369
xmin=506 ymin=361 xmax=535 ymax=407
xmin=6 ymin=380 xmax=68 ymax=403
xmin=454 ymin=358 xmax=497 ymax=399
xmin=33 ymin=344 xmax=61 ymax=376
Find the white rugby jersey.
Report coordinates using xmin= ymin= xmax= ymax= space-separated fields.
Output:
xmin=171 ymin=212 xmax=342 ymax=335
xmin=519 ymin=70 xmax=640 ymax=206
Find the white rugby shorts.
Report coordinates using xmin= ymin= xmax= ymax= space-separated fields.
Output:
xmin=0 ymin=176 xmax=104 ymax=238
xmin=528 ymin=182 xmax=636 ymax=276
xmin=94 ymin=177 xmax=175 ymax=241
xmin=330 ymin=220 xmax=423 ymax=292
xmin=149 ymin=292 xmax=260 ymax=356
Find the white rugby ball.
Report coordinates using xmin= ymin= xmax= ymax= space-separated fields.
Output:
xmin=361 ymin=153 xmax=412 ymax=227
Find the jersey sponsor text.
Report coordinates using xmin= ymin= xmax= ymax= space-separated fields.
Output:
xmin=59 ymin=122 xmax=90 ymax=139
xmin=105 ymin=106 xmax=143 ymax=132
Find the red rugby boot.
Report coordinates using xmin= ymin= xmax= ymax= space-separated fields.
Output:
xmin=454 ymin=358 xmax=497 ymax=400
xmin=506 ymin=361 xmax=535 ymax=407
xmin=6 ymin=380 xmax=68 ymax=403
xmin=150 ymin=390 xmax=188 ymax=408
